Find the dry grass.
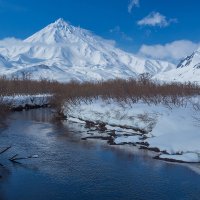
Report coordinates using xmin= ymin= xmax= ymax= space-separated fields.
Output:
xmin=0 ymin=74 xmax=200 ymax=114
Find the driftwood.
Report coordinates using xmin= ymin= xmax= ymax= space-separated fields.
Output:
xmin=0 ymin=146 xmax=11 ymax=167
xmin=0 ymin=146 xmax=38 ymax=164
xmin=9 ymin=154 xmax=38 ymax=163
xmin=0 ymin=147 xmax=38 ymax=180
xmin=0 ymin=146 xmax=11 ymax=155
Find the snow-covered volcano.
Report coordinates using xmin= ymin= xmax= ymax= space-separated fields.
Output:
xmin=0 ymin=18 xmax=175 ymax=82
xmin=0 ymin=54 xmax=13 ymax=69
xmin=154 ymin=48 xmax=200 ymax=83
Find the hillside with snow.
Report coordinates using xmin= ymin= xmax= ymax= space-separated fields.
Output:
xmin=65 ymin=97 xmax=200 ymax=163
xmin=0 ymin=18 xmax=175 ymax=82
xmin=154 ymin=48 xmax=200 ymax=83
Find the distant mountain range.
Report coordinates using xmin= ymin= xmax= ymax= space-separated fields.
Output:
xmin=0 ymin=18 xmax=199 ymax=83
xmin=154 ymin=48 xmax=200 ymax=83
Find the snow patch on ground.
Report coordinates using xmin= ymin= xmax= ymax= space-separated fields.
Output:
xmin=159 ymin=153 xmax=200 ymax=163
xmin=66 ymin=99 xmax=158 ymax=133
xmin=65 ymin=97 xmax=200 ymax=162
xmin=114 ymin=135 xmax=140 ymax=145
xmin=1 ymin=94 xmax=51 ymax=107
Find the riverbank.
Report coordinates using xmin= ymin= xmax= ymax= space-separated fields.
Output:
xmin=64 ymin=97 xmax=200 ymax=163
xmin=1 ymin=93 xmax=200 ymax=163
xmin=0 ymin=94 xmax=51 ymax=111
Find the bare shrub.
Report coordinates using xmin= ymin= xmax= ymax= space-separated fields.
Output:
xmin=0 ymin=75 xmax=199 ymax=115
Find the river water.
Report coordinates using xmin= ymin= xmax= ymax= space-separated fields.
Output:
xmin=0 ymin=109 xmax=200 ymax=200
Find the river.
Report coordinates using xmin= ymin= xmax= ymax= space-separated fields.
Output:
xmin=0 ymin=109 xmax=200 ymax=200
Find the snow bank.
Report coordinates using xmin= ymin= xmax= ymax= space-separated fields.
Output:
xmin=114 ymin=136 xmax=140 ymax=145
xmin=1 ymin=94 xmax=51 ymax=108
xmin=65 ymin=99 xmax=158 ymax=133
xmin=148 ymin=101 xmax=200 ymax=155
xmin=159 ymin=153 xmax=200 ymax=163
xmin=65 ymin=97 xmax=200 ymax=162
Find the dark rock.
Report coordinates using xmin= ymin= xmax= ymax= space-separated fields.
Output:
xmin=81 ymin=136 xmax=112 ymax=142
xmin=107 ymin=130 xmax=116 ymax=137
xmin=136 ymin=141 xmax=149 ymax=147
xmin=55 ymin=113 xmax=67 ymax=120
xmin=97 ymin=122 xmax=107 ymax=131
xmin=11 ymin=106 xmax=23 ymax=111
xmin=11 ymin=104 xmax=49 ymax=112
xmin=25 ymin=104 xmax=37 ymax=110
xmin=153 ymin=156 xmax=194 ymax=163
xmin=139 ymin=146 xmax=160 ymax=152
xmin=85 ymin=120 xmax=96 ymax=128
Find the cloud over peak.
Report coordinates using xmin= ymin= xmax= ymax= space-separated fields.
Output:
xmin=139 ymin=40 xmax=199 ymax=63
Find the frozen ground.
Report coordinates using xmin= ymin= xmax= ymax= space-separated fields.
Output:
xmin=64 ymin=97 xmax=200 ymax=163
xmin=1 ymin=94 xmax=51 ymax=108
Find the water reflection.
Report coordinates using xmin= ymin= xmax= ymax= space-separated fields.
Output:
xmin=0 ymin=109 xmax=200 ymax=200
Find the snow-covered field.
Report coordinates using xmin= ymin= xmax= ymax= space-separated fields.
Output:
xmin=64 ymin=97 xmax=200 ymax=163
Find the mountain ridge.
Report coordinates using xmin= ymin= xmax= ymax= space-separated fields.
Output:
xmin=0 ymin=18 xmax=175 ymax=82
xmin=154 ymin=48 xmax=200 ymax=83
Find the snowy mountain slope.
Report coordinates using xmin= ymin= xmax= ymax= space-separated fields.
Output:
xmin=177 ymin=48 xmax=200 ymax=69
xmin=0 ymin=18 xmax=175 ymax=82
xmin=0 ymin=54 xmax=13 ymax=69
xmin=154 ymin=48 xmax=200 ymax=83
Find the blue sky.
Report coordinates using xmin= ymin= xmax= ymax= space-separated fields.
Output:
xmin=0 ymin=0 xmax=200 ymax=62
